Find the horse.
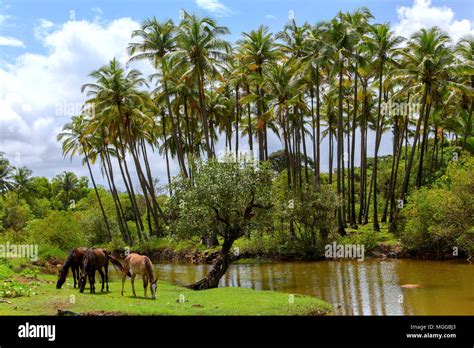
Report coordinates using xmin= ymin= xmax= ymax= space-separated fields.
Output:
xmin=121 ymin=253 xmax=157 ymax=299
xmin=78 ymin=248 xmax=126 ymax=294
xmin=56 ymin=247 xmax=88 ymax=289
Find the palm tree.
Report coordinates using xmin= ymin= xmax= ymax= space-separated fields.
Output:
xmin=341 ymin=8 xmax=373 ymax=227
xmin=53 ymin=171 xmax=80 ymax=210
xmin=0 ymin=152 xmax=14 ymax=193
xmin=12 ymin=167 xmax=35 ymax=202
xmin=58 ymin=115 xmax=112 ymax=240
xmin=324 ymin=15 xmax=356 ymax=235
xmin=398 ymin=27 xmax=452 ymax=200
xmin=237 ymin=25 xmax=280 ymax=161
xmin=172 ymin=11 xmax=230 ymax=159
xmin=455 ymin=35 xmax=474 ymax=148
xmin=367 ymin=23 xmax=403 ymax=231
xmin=128 ymin=17 xmax=188 ymax=177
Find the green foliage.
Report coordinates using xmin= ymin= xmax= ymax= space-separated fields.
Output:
xmin=170 ymin=157 xmax=274 ymax=243
xmin=0 ymin=279 xmax=32 ymax=298
xmin=37 ymin=244 xmax=68 ymax=263
xmin=0 ymin=192 xmax=32 ymax=231
xmin=24 ymin=211 xmax=87 ymax=251
xmin=274 ymin=184 xmax=339 ymax=257
xmin=398 ymin=156 xmax=474 ymax=257
xmin=0 ymin=263 xmax=14 ymax=280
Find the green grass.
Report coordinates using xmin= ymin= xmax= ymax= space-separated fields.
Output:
xmin=0 ymin=273 xmax=331 ymax=316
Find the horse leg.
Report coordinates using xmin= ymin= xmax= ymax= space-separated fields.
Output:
xmin=131 ymin=274 xmax=137 ymax=297
xmin=89 ymin=272 xmax=95 ymax=294
xmin=98 ymin=269 xmax=105 ymax=292
xmin=142 ymin=275 xmax=148 ymax=298
xmin=72 ymin=266 xmax=77 ymax=288
xmin=122 ymin=262 xmax=130 ymax=296
xmin=104 ymin=264 xmax=109 ymax=292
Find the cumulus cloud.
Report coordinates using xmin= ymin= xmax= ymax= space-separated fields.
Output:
xmin=0 ymin=17 xmax=164 ymax=187
xmin=394 ymin=0 xmax=474 ymax=41
xmin=0 ymin=35 xmax=23 ymax=47
xmin=195 ymin=0 xmax=234 ymax=17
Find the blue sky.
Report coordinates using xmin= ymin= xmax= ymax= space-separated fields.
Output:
xmin=0 ymin=0 xmax=473 ymax=187
xmin=2 ymin=0 xmax=473 ymax=62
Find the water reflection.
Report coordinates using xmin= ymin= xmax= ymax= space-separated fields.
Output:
xmin=150 ymin=259 xmax=473 ymax=315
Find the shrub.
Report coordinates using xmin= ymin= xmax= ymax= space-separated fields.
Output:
xmin=397 ymin=155 xmax=474 ymax=258
xmin=24 ymin=211 xmax=87 ymax=251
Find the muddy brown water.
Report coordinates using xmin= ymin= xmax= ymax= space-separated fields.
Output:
xmin=128 ymin=259 xmax=473 ymax=315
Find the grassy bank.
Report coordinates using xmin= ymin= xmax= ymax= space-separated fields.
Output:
xmin=0 ymin=264 xmax=331 ymax=316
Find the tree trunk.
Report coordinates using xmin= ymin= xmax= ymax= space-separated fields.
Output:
xmin=83 ymin=149 xmax=112 ymax=241
xmin=336 ymin=64 xmax=346 ymax=236
xmin=188 ymin=237 xmax=234 ymax=290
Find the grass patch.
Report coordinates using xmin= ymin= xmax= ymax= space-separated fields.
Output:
xmin=0 ymin=273 xmax=331 ymax=316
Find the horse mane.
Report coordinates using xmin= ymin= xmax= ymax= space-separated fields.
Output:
xmin=144 ymin=257 xmax=155 ymax=282
xmin=83 ymin=248 xmax=95 ymax=271
xmin=59 ymin=249 xmax=75 ymax=277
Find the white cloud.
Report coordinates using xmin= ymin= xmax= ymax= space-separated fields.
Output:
xmin=195 ymin=0 xmax=234 ymax=17
xmin=0 ymin=17 xmax=162 ymax=186
xmin=0 ymin=14 xmax=9 ymax=25
xmin=34 ymin=19 xmax=54 ymax=41
xmin=265 ymin=14 xmax=276 ymax=20
xmin=0 ymin=35 xmax=24 ymax=47
xmin=394 ymin=0 xmax=474 ymax=41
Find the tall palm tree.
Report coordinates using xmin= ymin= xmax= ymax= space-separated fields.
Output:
xmin=367 ymin=23 xmax=403 ymax=231
xmin=237 ymin=25 xmax=280 ymax=161
xmin=172 ymin=11 xmax=230 ymax=159
xmin=128 ymin=17 xmax=188 ymax=177
xmin=398 ymin=27 xmax=452 ymax=200
xmin=58 ymin=115 xmax=112 ymax=240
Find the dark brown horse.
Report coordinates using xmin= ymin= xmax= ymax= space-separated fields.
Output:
xmin=78 ymin=248 xmax=127 ymax=294
xmin=56 ymin=247 xmax=87 ymax=289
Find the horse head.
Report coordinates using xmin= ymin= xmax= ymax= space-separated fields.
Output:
xmin=56 ymin=269 xmax=66 ymax=289
xmin=150 ymin=272 xmax=158 ymax=299
xmin=78 ymin=270 xmax=88 ymax=293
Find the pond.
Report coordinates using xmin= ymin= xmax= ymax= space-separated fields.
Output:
xmin=150 ymin=259 xmax=474 ymax=315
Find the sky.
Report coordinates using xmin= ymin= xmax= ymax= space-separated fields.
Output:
xmin=0 ymin=0 xmax=473 ymax=189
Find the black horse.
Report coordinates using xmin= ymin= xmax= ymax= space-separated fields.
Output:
xmin=56 ymin=247 xmax=88 ymax=289
xmin=78 ymin=248 xmax=127 ymax=294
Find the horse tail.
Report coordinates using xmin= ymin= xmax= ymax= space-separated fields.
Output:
xmin=108 ymin=253 xmax=131 ymax=277
xmin=145 ymin=257 xmax=155 ymax=282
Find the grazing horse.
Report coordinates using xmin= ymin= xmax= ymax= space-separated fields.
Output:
xmin=56 ymin=247 xmax=87 ymax=289
xmin=121 ymin=253 xmax=157 ymax=299
xmin=78 ymin=248 xmax=108 ymax=294
xmin=78 ymin=248 xmax=128 ymax=293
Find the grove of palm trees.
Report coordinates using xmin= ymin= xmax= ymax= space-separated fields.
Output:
xmin=0 ymin=6 xmax=472 ymax=316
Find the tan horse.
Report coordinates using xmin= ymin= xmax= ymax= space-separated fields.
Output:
xmin=121 ymin=253 xmax=157 ymax=299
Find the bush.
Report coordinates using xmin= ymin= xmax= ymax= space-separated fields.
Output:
xmin=38 ymin=244 xmax=68 ymax=263
xmin=24 ymin=211 xmax=87 ymax=251
xmin=398 ymin=156 xmax=474 ymax=258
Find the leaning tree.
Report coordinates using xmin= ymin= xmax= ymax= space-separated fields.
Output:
xmin=170 ymin=156 xmax=273 ymax=290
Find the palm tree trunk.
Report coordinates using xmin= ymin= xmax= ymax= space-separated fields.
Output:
xmin=83 ymin=148 xmax=111 ymax=241
xmin=401 ymin=87 xmax=428 ymax=202
xmin=336 ymin=64 xmax=346 ymax=235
